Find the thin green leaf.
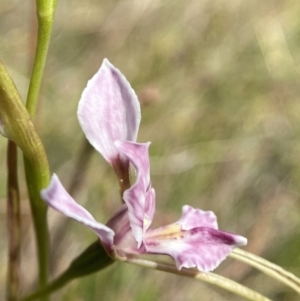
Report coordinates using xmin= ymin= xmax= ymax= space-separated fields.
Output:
xmin=230 ymin=248 xmax=300 ymax=294
xmin=125 ymin=258 xmax=272 ymax=301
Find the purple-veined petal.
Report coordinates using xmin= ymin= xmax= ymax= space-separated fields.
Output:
xmin=77 ymin=59 xmax=141 ymax=165
xmin=41 ymin=174 xmax=115 ymax=253
xmin=145 ymin=187 xmax=156 ymax=229
xmin=177 ymin=205 xmax=218 ymax=230
xmin=144 ymin=205 xmax=247 ymax=272
xmin=115 ymin=141 xmax=154 ymax=248
xmin=147 ymin=228 xmax=247 ymax=272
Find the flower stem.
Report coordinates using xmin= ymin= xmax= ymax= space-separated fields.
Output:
xmin=6 ymin=140 xmax=21 ymax=301
xmin=26 ymin=0 xmax=58 ymax=118
xmin=0 ymin=62 xmax=51 ymax=300
xmin=125 ymin=258 xmax=271 ymax=301
xmin=23 ymin=157 xmax=50 ymax=301
xmin=25 ymin=1 xmax=58 ymax=299
xmin=230 ymin=248 xmax=300 ymax=294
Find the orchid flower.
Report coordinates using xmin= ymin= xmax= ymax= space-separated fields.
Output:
xmin=41 ymin=59 xmax=247 ymax=272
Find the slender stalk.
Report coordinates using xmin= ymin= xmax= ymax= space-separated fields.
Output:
xmin=125 ymin=258 xmax=272 ymax=301
xmin=24 ymin=1 xmax=58 ymax=298
xmin=230 ymin=248 xmax=300 ymax=294
xmin=23 ymin=157 xmax=49 ymax=299
xmin=0 ymin=62 xmax=51 ymax=300
xmin=6 ymin=140 xmax=21 ymax=301
xmin=26 ymin=0 xmax=58 ymax=118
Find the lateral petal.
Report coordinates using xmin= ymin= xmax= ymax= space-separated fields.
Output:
xmin=77 ymin=59 xmax=141 ymax=165
xmin=115 ymin=141 xmax=154 ymax=248
xmin=41 ymin=174 xmax=115 ymax=254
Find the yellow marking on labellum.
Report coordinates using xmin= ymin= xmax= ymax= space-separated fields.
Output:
xmin=146 ymin=224 xmax=185 ymax=240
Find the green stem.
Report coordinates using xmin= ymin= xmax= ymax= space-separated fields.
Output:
xmin=6 ymin=140 xmax=21 ymax=301
xmin=125 ymin=258 xmax=271 ymax=301
xmin=24 ymin=157 xmax=49 ymax=299
xmin=24 ymin=1 xmax=58 ymax=298
xmin=230 ymin=248 xmax=300 ymax=294
xmin=27 ymin=0 xmax=57 ymax=118
xmin=0 ymin=62 xmax=51 ymax=301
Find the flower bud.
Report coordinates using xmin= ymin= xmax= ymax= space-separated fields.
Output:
xmin=0 ymin=61 xmax=48 ymax=169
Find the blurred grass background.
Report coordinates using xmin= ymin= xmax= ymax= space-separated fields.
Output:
xmin=1 ymin=0 xmax=300 ymax=300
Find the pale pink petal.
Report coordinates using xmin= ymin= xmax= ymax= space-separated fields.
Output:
xmin=106 ymin=204 xmax=147 ymax=256
xmin=115 ymin=141 xmax=154 ymax=248
xmin=41 ymin=174 xmax=115 ymax=253
xmin=106 ymin=204 xmax=132 ymax=247
xmin=145 ymin=225 xmax=247 ymax=272
xmin=145 ymin=187 xmax=156 ymax=229
xmin=177 ymin=205 xmax=218 ymax=230
xmin=77 ymin=59 xmax=141 ymax=164
xmin=116 ymin=141 xmax=151 ymax=187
